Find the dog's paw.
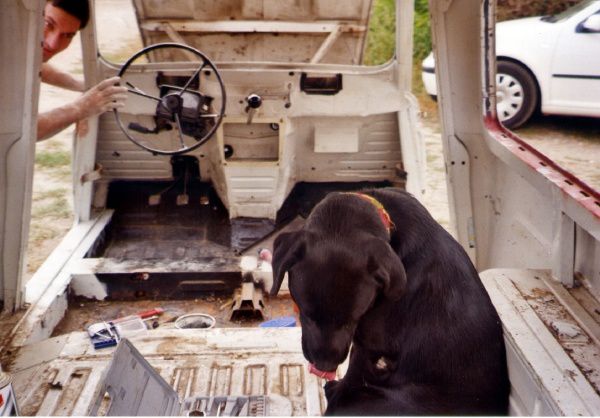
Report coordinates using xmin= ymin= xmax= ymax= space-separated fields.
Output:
xmin=324 ymin=380 xmax=351 ymax=415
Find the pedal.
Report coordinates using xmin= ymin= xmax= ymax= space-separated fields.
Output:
xmin=176 ymin=194 xmax=189 ymax=206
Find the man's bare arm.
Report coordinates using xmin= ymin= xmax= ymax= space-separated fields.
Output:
xmin=37 ymin=102 xmax=84 ymax=140
xmin=41 ymin=62 xmax=85 ymax=92
xmin=37 ymin=76 xmax=127 ymax=141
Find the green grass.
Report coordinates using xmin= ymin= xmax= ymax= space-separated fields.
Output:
xmin=35 ymin=150 xmax=71 ymax=169
xmin=364 ymin=0 xmax=435 ymax=121
xmin=364 ymin=0 xmax=396 ymax=65
xmin=31 ymin=196 xmax=71 ymax=219
xmin=364 ymin=0 xmax=431 ymax=65
xmin=413 ymin=0 xmax=432 ymax=62
xmin=29 ymin=223 xmax=61 ymax=242
xmin=33 ymin=188 xmax=69 ymax=202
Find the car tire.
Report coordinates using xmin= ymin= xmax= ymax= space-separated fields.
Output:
xmin=496 ymin=61 xmax=538 ymax=129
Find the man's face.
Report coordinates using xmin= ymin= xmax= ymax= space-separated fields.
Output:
xmin=42 ymin=3 xmax=81 ymax=62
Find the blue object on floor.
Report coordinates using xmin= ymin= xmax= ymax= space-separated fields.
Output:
xmin=93 ymin=338 xmax=118 ymax=349
xmin=259 ymin=316 xmax=296 ymax=328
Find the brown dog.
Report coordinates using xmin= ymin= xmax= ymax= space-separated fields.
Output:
xmin=270 ymin=188 xmax=509 ymax=415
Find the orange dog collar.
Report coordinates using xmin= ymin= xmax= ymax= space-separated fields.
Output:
xmin=345 ymin=192 xmax=394 ymax=234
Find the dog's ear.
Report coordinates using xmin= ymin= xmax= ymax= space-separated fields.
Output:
xmin=270 ymin=231 xmax=306 ymax=296
xmin=367 ymin=239 xmax=406 ymax=301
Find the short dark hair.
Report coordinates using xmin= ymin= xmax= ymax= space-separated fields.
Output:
xmin=49 ymin=0 xmax=90 ymax=29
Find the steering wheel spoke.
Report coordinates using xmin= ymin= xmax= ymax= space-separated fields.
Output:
xmin=125 ymin=81 xmax=161 ymax=102
xmin=178 ymin=62 xmax=208 ymax=98
xmin=115 ymin=43 xmax=226 ymax=156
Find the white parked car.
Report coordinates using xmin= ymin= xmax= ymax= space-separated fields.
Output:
xmin=422 ymin=0 xmax=600 ymax=129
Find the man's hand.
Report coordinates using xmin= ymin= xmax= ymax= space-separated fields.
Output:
xmin=74 ymin=76 xmax=128 ymax=119
xmin=37 ymin=76 xmax=128 ymax=141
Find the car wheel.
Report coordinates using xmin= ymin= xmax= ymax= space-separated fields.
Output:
xmin=496 ymin=61 xmax=538 ymax=129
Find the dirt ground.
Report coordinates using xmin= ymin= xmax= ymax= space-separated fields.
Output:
xmin=28 ymin=0 xmax=600 ymax=277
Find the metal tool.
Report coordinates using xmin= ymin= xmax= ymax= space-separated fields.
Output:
xmin=87 ymin=308 xmax=164 ymax=349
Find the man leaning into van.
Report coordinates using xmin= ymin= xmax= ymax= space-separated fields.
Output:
xmin=38 ymin=0 xmax=127 ymax=140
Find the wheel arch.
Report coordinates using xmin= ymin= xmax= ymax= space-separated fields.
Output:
xmin=496 ymin=56 xmax=542 ymax=113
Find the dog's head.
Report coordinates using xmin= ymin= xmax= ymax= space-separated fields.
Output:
xmin=270 ymin=230 xmax=406 ymax=374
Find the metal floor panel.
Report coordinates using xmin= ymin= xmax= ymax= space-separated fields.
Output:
xmin=482 ymin=269 xmax=600 ymax=415
xmin=100 ymin=180 xmax=235 ymax=260
xmin=10 ymin=328 xmax=330 ymax=416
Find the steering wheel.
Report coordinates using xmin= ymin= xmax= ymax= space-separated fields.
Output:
xmin=114 ymin=43 xmax=226 ymax=155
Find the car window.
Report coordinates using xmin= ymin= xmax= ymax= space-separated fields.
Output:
xmin=541 ymin=0 xmax=597 ymax=23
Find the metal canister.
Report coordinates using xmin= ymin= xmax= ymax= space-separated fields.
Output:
xmin=0 ymin=369 xmax=19 ymax=416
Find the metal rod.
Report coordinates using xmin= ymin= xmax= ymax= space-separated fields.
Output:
xmin=125 ymin=82 xmax=161 ymax=102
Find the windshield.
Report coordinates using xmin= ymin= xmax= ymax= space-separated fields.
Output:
xmin=541 ymin=0 xmax=596 ymax=22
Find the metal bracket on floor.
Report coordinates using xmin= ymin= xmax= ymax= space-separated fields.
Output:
xmin=230 ymin=281 xmax=265 ymax=321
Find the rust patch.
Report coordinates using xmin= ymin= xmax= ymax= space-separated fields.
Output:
xmin=518 ymin=281 xmax=600 ymax=396
xmin=565 ymin=369 xmax=577 ymax=382
xmin=0 ymin=308 xmax=28 ymax=367
xmin=522 ymin=287 xmax=554 ymax=301
xmin=52 ymin=294 xmax=297 ymax=337
xmin=53 ymin=368 xmax=92 ymax=415
xmin=17 ymin=368 xmax=59 ymax=416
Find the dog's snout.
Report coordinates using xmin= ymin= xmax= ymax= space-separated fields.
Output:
xmin=302 ymin=326 xmax=352 ymax=373
xmin=312 ymin=359 xmax=340 ymax=374
xmin=311 ymin=345 xmax=348 ymax=373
